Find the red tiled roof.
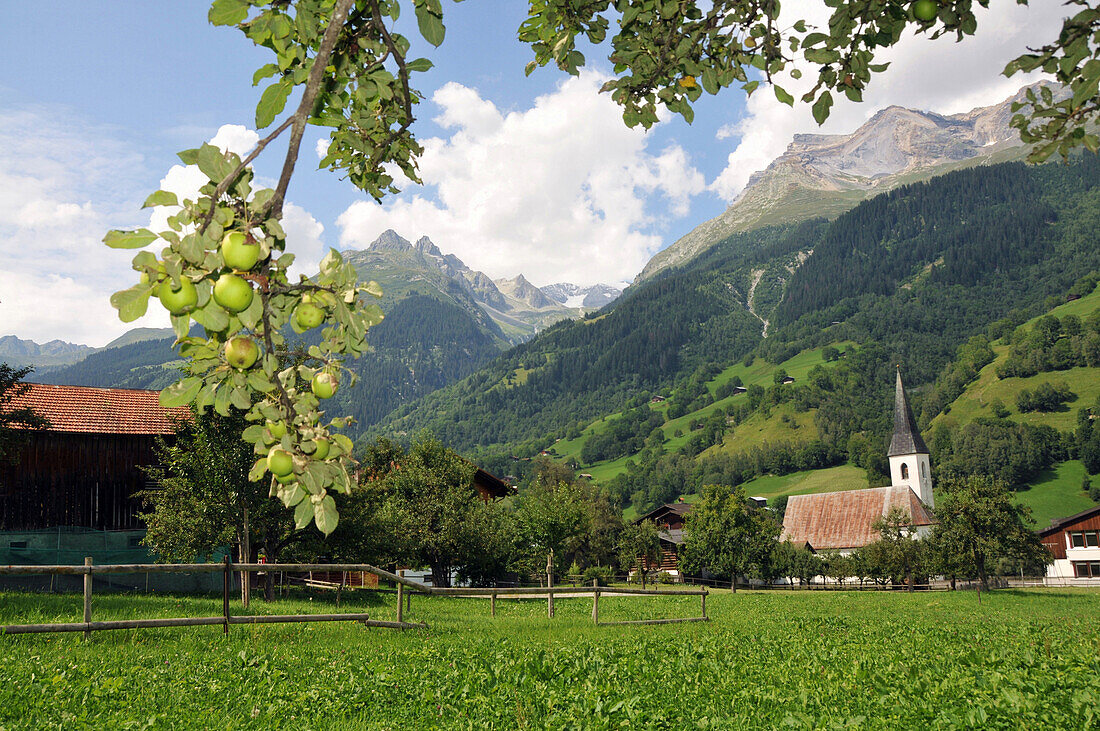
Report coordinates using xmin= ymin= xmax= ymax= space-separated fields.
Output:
xmin=781 ymin=486 xmax=935 ymax=551
xmin=5 ymin=383 xmax=189 ymax=435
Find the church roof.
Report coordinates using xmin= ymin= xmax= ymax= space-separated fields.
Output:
xmin=888 ymin=368 xmax=928 ymax=457
xmin=781 ymin=486 xmax=935 ymax=551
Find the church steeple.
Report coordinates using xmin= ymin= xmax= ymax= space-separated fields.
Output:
xmin=887 ymin=367 xmax=933 ymax=508
xmin=888 ymin=367 xmax=928 ymax=457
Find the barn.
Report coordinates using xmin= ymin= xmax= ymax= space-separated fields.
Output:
xmin=0 ymin=383 xmax=188 ymax=571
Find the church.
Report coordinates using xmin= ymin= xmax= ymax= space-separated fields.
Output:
xmin=781 ymin=369 xmax=936 ymax=553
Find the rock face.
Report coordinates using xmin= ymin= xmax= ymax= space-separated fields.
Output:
xmin=358 ymin=230 xmax=621 ymax=342
xmin=636 ymin=83 xmax=1050 ymax=282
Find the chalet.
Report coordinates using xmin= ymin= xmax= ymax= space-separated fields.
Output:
xmin=635 ymin=502 xmax=693 ymax=578
xmin=780 ymin=376 xmax=796 ymax=385
xmin=730 ymin=386 xmax=748 ymax=395
xmin=650 ymin=395 xmax=667 ymax=403
xmin=1067 ymin=293 xmax=1083 ymax=302
xmin=1039 ymin=505 xmax=1100 ymax=582
xmin=781 ymin=369 xmax=936 ymax=554
xmin=472 ymin=468 xmax=514 ymax=502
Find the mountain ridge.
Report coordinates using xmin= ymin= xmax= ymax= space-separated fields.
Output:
xmin=636 ymin=83 xmax=1051 ymax=283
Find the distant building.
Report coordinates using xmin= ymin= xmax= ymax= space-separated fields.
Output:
xmin=635 ymin=502 xmax=693 ymax=578
xmin=1039 ymin=505 xmax=1100 ymax=582
xmin=781 ymin=376 xmax=796 ymax=385
xmin=781 ymin=369 xmax=936 ymax=554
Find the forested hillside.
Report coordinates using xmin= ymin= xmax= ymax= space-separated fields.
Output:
xmin=372 ymin=155 xmax=1100 ymax=464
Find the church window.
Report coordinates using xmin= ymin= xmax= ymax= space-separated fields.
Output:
xmin=901 ymin=463 xmax=909 ymax=480
xmin=920 ymin=462 xmax=927 ymax=479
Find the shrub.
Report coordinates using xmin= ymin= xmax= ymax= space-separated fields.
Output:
xmin=581 ymin=565 xmax=615 ymax=587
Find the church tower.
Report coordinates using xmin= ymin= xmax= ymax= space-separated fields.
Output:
xmin=888 ymin=368 xmax=933 ymax=508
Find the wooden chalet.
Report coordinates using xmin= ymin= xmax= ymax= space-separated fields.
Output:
xmin=1040 ymin=505 xmax=1100 ymax=581
xmin=636 ymin=502 xmax=693 ymax=578
xmin=473 ymin=468 xmax=514 ymax=502
xmin=1 ymin=384 xmax=189 ymax=531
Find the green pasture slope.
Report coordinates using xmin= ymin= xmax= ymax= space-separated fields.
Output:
xmin=2 ymin=589 xmax=1099 ymax=728
xmin=1015 ymin=460 xmax=1095 ymax=529
xmin=553 ymin=343 xmax=855 ymax=480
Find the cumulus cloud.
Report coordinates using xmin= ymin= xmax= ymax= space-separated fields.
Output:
xmin=710 ymin=1 xmax=1066 ymax=200
xmin=336 ymin=72 xmax=705 ymax=286
xmin=0 ymin=116 xmax=325 ymax=347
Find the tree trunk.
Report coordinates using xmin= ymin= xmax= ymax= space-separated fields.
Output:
xmin=240 ymin=505 xmax=251 ymax=608
xmin=950 ymin=575 xmax=957 ymax=591
xmin=430 ymin=562 xmax=451 ymax=588
xmin=639 ymin=563 xmax=646 ymax=590
xmin=263 ymin=538 xmax=275 ymax=602
xmin=906 ymin=566 xmax=913 ymax=593
xmin=730 ymin=574 xmax=737 ymax=593
xmin=975 ymin=550 xmax=989 ymax=592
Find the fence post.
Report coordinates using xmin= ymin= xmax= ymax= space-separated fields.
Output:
xmin=222 ymin=555 xmax=231 ymax=635
xmin=83 ymin=557 xmax=93 ymax=641
xmin=547 ymin=551 xmax=554 ymax=619
xmin=396 ymin=581 xmax=404 ymax=624
xmin=701 ymin=587 xmax=708 ymax=620
xmin=490 ymin=591 xmax=496 ymax=617
xmin=592 ymin=579 xmax=599 ymax=625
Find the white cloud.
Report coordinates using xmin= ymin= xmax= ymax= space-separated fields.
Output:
xmin=282 ymin=203 xmax=327 ymax=281
xmin=0 ymin=115 xmax=325 ymax=348
xmin=710 ymin=2 xmax=1066 ymax=201
xmin=336 ymin=72 xmax=705 ymax=286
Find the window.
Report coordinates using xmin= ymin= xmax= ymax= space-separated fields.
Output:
xmin=1069 ymin=531 xmax=1100 ymax=548
xmin=900 ymin=463 xmax=910 ymax=480
xmin=1073 ymin=562 xmax=1100 ymax=578
xmin=8 ymin=541 xmax=27 ymax=550
xmin=920 ymin=462 xmax=927 ymax=479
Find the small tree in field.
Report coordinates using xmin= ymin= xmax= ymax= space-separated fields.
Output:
xmin=934 ymin=474 xmax=1050 ymax=590
xmin=106 ymin=0 xmax=1100 ymax=534
xmin=618 ymin=520 xmax=663 ymax=589
xmin=680 ymin=484 xmax=780 ymax=591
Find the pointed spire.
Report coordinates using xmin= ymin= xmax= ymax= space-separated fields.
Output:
xmin=888 ymin=367 xmax=928 ymax=457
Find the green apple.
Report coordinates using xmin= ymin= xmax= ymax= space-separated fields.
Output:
xmin=912 ymin=0 xmax=936 ymax=21
xmin=157 ymin=278 xmax=198 ymax=315
xmin=275 ymin=472 xmax=297 ymax=485
xmin=224 ymin=336 xmax=259 ymax=370
xmin=213 ymin=273 xmax=254 ymax=313
xmin=311 ymin=372 xmax=338 ymax=399
xmin=311 ymin=438 xmax=330 ymax=461
xmin=267 ymin=448 xmax=294 ymax=477
xmin=295 ymin=302 xmax=325 ymax=330
xmin=220 ymin=231 xmax=261 ymax=271
xmin=266 ymin=420 xmax=287 ymax=438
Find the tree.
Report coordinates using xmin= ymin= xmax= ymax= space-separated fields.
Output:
xmin=0 ymin=365 xmax=48 ymax=477
xmin=680 ymin=483 xmax=780 ymax=591
xmin=109 ymin=0 xmax=1100 ymax=532
xmin=868 ymin=507 xmax=926 ymax=591
xmin=933 ymin=474 xmax=1051 ymax=590
xmin=513 ymin=478 xmax=592 ymax=579
xmin=139 ymin=406 xmax=305 ymax=601
xmin=617 ymin=519 xmax=663 ymax=589
xmin=771 ymin=540 xmax=821 ymax=587
xmin=377 ymin=433 xmax=495 ymax=588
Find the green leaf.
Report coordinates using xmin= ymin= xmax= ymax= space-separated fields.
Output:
xmin=214 ymin=381 xmax=232 ymax=417
xmin=812 ymin=91 xmax=834 ymax=125
xmin=252 ymin=63 xmax=279 ymax=85
xmin=248 ymin=457 xmax=268 ymax=483
xmin=208 ymin=0 xmax=249 ymax=26
xmin=142 ymin=190 xmax=179 ymax=208
xmin=160 ymin=377 xmax=202 ymax=408
xmin=281 ymin=484 xmax=307 ymax=508
xmin=407 ymin=57 xmax=434 ymax=73
xmin=773 ymin=85 xmax=794 ymax=107
xmin=104 ymin=229 xmax=158 ymax=249
xmin=314 ymin=495 xmax=338 ymax=535
xmin=110 ymin=285 xmax=153 ymax=323
xmin=415 ymin=4 xmax=446 ymax=47
xmin=256 ymin=79 xmax=292 ymax=129
xmin=196 ymin=143 xmax=235 ymax=184
xmin=192 ymin=302 xmax=230 ymax=333
xmin=294 ymin=498 xmax=313 ymax=529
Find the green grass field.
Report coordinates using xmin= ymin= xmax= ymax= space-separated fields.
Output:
xmin=2 ymin=588 xmax=1099 ymax=728
xmin=1015 ymin=460 xmax=1096 ymax=528
xmin=932 ymin=287 xmax=1100 ymax=433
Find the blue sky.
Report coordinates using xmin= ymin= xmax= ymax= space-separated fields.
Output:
xmin=0 ymin=1 xmax=1060 ymax=345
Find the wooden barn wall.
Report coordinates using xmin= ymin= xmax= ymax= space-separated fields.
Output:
xmin=0 ymin=432 xmax=161 ymax=531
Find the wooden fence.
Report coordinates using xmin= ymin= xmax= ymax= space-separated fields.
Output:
xmin=0 ymin=561 xmax=708 ymax=639
xmin=0 ymin=558 xmax=428 ymax=639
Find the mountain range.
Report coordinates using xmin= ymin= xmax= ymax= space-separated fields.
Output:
xmin=636 ymin=84 xmax=1047 ymax=282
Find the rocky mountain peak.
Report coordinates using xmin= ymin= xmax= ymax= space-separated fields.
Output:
xmin=414 ymin=236 xmax=444 ymax=259
xmin=368 ymin=229 xmax=412 ymax=251
xmin=637 ymin=82 xmax=1058 ymax=283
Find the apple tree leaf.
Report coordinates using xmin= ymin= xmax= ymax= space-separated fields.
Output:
xmin=104 ymin=229 xmax=158 ymax=249
xmin=314 ymin=495 xmax=339 ymax=535
xmin=142 ymin=190 xmax=179 ymax=208
xmin=159 ymin=377 xmax=202 ymax=408
xmin=110 ymin=285 xmax=152 ymax=323
xmin=415 ymin=3 xmax=445 ymax=47
xmin=208 ymin=0 xmax=249 ymax=26
xmin=294 ymin=498 xmax=314 ymax=529
xmin=256 ymin=79 xmax=292 ymax=130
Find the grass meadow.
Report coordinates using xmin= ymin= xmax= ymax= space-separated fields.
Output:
xmin=2 ymin=587 xmax=1099 ymax=729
